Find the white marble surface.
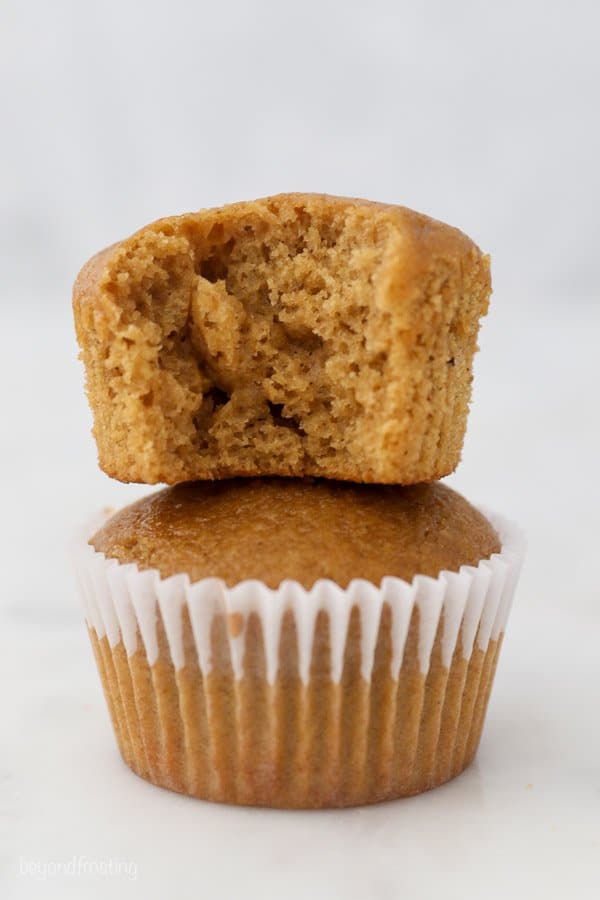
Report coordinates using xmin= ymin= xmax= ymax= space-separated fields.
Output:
xmin=2 ymin=1 xmax=600 ymax=895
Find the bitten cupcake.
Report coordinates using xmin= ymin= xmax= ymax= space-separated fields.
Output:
xmin=73 ymin=192 xmax=491 ymax=486
xmin=74 ymin=478 xmax=524 ymax=809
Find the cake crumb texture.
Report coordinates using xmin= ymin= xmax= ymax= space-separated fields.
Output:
xmin=73 ymin=193 xmax=491 ymax=485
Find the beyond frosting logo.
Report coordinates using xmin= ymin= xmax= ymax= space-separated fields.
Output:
xmin=18 ymin=856 xmax=138 ymax=881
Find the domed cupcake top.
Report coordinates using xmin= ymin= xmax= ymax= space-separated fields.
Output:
xmin=91 ymin=479 xmax=500 ymax=589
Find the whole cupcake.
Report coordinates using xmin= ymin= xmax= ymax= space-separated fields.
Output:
xmin=74 ymin=478 xmax=524 ymax=808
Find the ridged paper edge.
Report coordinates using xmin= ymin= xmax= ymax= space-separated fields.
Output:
xmin=72 ymin=508 xmax=525 ymax=684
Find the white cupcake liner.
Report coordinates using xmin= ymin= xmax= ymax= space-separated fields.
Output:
xmin=72 ymin=508 xmax=525 ymax=686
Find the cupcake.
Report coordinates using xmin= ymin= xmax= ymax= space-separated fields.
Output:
xmin=72 ymin=193 xmax=522 ymax=807
xmin=74 ymin=479 xmax=524 ymax=808
xmin=72 ymin=192 xmax=491 ymax=486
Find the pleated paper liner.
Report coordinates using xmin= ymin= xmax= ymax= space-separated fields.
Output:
xmin=74 ymin=510 xmax=525 ymax=808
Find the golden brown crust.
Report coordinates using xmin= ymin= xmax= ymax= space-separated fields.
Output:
xmin=74 ymin=193 xmax=491 ymax=485
xmin=91 ymin=479 xmax=500 ymax=588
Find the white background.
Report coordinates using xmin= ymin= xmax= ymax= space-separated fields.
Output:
xmin=1 ymin=1 xmax=599 ymax=897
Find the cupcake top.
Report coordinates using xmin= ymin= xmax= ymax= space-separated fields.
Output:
xmin=91 ymin=479 xmax=500 ymax=589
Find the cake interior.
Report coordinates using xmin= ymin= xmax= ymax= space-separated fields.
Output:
xmin=109 ymin=203 xmax=396 ymax=477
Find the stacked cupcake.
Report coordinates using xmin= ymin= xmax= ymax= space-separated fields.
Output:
xmin=73 ymin=194 xmax=524 ymax=807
